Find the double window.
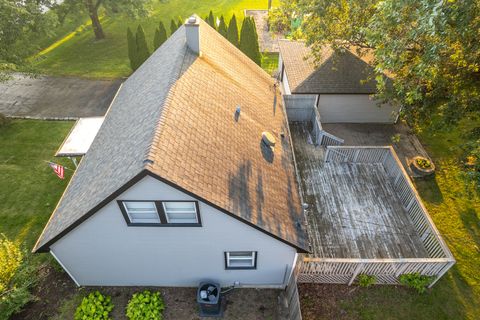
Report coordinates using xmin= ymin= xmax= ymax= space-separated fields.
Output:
xmin=118 ymin=200 xmax=201 ymax=226
xmin=225 ymin=251 xmax=257 ymax=269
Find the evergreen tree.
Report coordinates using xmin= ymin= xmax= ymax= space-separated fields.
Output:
xmin=239 ymin=17 xmax=251 ymax=58
xmin=218 ymin=15 xmax=228 ymax=37
xmin=157 ymin=21 xmax=167 ymax=48
xmin=239 ymin=18 xmax=261 ymax=65
xmin=208 ymin=10 xmax=216 ymax=29
xmin=249 ymin=18 xmax=261 ymax=65
xmin=226 ymin=14 xmax=239 ymax=47
xmin=170 ymin=19 xmax=178 ymax=35
xmin=127 ymin=27 xmax=138 ymax=71
xmin=177 ymin=17 xmax=183 ymax=29
xmin=136 ymin=25 xmax=150 ymax=68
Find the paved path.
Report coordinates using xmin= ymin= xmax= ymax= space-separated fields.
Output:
xmin=0 ymin=74 xmax=122 ymax=119
xmin=245 ymin=10 xmax=280 ymax=52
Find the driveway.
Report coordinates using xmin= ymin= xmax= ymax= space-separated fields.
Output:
xmin=0 ymin=74 xmax=122 ymax=118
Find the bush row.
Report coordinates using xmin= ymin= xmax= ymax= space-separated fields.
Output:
xmin=74 ymin=290 xmax=165 ymax=320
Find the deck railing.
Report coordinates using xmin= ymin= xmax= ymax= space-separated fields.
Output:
xmin=301 ymin=146 xmax=455 ymax=287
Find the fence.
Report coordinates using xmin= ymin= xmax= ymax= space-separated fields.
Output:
xmin=285 ymin=262 xmax=302 ymax=320
xmin=299 ymin=146 xmax=455 ymax=287
xmin=283 ymin=95 xmax=344 ymax=146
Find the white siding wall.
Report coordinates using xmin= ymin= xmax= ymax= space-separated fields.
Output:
xmin=318 ymin=94 xmax=399 ymax=123
xmin=51 ymin=176 xmax=297 ymax=287
xmin=282 ymin=69 xmax=291 ymax=94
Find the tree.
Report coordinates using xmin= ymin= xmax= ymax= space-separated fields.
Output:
xmin=0 ymin=0 xmax=58 ymax=80
xmin=207 ymin=10 xmax=216 ymax=29
xmin=153 ymin=21 xmax=167 ymax=50
xmin=61 ymin=0 xmax=149 ymax=40
xmin=170 ymin=18 xmax=178 ymax=35
xmin=135 ymin=25 xmax=150 ymax=68
xmin=227 ymin=14 xmax=239 ymax=47
xmin=239 ymin=17 xmax=261 ymax=65
xmin=127 ymin=27 xmax=138 ymax=70
xmin=218 ymin=15 xmax=228 ymax=37
xmin=249 ymin=17 xmax=261 ymax=65
xmin=177 ymin=17 xmax=183 ymax=29
xmin=282 ymin=0 xmax=480 ymax=125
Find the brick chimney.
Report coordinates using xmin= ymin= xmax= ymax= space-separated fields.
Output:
xmin=185 ymin=15 xmax=200 ymax=54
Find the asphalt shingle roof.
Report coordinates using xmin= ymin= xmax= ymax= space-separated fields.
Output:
xmin=278 ymin=40 xmax=385 ymax=94
xmin=34 ymin=18 xmax=308 ymax=253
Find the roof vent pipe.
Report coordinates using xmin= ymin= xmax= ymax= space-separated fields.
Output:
xmin=185 ymin=15 xmax=200 ymax=54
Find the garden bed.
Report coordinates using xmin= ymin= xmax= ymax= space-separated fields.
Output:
xmin=12 ymin=265 xmax=284 ymax=320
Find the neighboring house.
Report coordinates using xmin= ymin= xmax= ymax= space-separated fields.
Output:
xmin=34 ymin=16 xmax=308 ymax=287
xmin=278 ymin=40 xmax=400 ymax=123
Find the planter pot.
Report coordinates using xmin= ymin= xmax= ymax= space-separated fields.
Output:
xmin=410 ymin=156 xmax=435 ymax=177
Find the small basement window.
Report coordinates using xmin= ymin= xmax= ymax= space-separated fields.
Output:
xmin=225 ymin=251 xmax=257 ymax=269
xmin=162 ymin=201 xmax=199 ymax=224
xmin=123 ymin=201 xmax=160 ymax=224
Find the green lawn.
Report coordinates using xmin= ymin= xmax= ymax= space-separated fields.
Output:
xmin=261 ymin=52 xmax=279 ymax=76
xmin=322 ymin=118 xmax=479 ymax=319
xmin=33 ymin=0 xmax=278 ymax=79
xmin=0 ymin=120 xmax=73 ymax=249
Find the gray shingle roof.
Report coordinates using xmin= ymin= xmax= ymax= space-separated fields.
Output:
xmin=34 ymin=18 xmax=308 ymax=253
xmin=278 ymin=40 xmax=386 ymax=94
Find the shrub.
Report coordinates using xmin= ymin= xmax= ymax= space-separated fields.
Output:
xmin=357 ymin=274 xmax=376 ymax=288
xmin=399 ymin=273 xmax=434 ymax=294
xmin=74 ymin=291 xmax=114 ymax=320
xmin=207 ymin=10 xmax=216 ymax=29
xmin=218 ymin=15 xmax=228 ymax=37
xmin=127 ymin=27 xmax=138 ymax=71
xmin=0 ymin=113 xmax=11 ymax=127
xmin=153 ymin=21 xmax=167 ymax=50
xmin=126 ymin=290 xmax=165 ymax=320
xmin=170 ymin=19 xmax=178 ymax=35
xmin=0 ymin=235 xmax=36 ymax=319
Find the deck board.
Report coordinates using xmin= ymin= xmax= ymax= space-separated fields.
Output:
xmin=290 ymin=122 xmax=428 ymax=259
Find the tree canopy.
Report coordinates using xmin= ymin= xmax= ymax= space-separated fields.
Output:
xmin=272 ymin=0 xmax=480 ymax=126
xmin=170 ymin=18 xmax=178 ymax=35
xmin=207 ymin=10 xmax=216 ymax=29
xmin=135 ymin=25 xmax=150 ymax=68
xmin=0 ymin=0 xmax=58 ymax=80
xmin=60 ymin=0 xmax=149 ymax=39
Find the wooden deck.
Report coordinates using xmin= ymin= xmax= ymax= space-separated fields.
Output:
xmin=290 ymin=122 xmax=428 ymax=259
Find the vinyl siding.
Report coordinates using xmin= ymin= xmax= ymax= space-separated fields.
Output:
xmin=50 ymin=175 xmax=297 ymax=287
xmin=318 ymin=94 xmax=399 ymax=123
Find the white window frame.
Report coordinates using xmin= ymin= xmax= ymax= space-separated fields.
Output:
xmin=225 ymin=251 xmax=257 ymax=270
xmin=123 ymin=201 xmax=160 ymax=224
xmin=162 ymin=201 xmax=199 ymax=224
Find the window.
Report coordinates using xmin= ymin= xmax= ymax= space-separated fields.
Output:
xmin=118 ymin=200 xmax=201 ymax=226
xmin=225 ymin=251 xmax=257 ymax=269
xmin=123 ymin=201 xmax=160 ymax=224
xmin=163 ymin=202 xmax=198 ymax=224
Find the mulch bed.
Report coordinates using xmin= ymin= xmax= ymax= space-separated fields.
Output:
xmin=11 ymin=265 xmax=78 ymax=320
xmin=12 ymin=265 xmax=282 ymax=319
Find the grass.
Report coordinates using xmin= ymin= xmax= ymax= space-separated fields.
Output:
xmin=33 ymin=0 xmax=278 ymax=79
xmin=323 ymin=117 xmax=479 ymax=319
xmin=0 ymin=120 xmax=74 ymax=249
xmin=261 ymin=52 xmax=279 ymax=76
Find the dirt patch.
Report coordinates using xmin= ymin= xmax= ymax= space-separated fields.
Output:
xmin=298 ymin=283 xmax=359 ymax=320
xmin=11 ymin=265 xmax=78 ymax=320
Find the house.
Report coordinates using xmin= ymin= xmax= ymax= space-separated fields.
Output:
xmin=33 ymin=16 xmax=308 ymax=288
xmin=35 ymin=16 xmax=454 ymax=292
xmin=278 ymin=40 xmax=400 ymax=123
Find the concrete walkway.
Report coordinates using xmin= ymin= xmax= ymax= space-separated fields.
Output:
xmin=0 ymin=74 xmax=122 ymax=119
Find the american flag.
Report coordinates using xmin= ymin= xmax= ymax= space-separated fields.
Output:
xmin=48 ymin=162 xmax=65 ymax=179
